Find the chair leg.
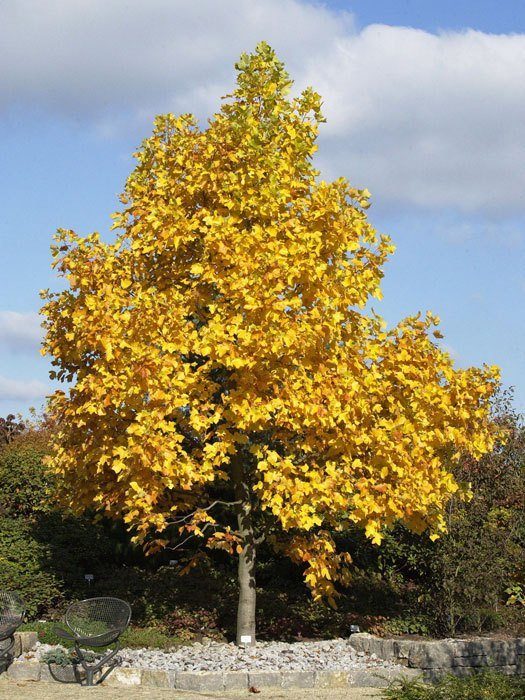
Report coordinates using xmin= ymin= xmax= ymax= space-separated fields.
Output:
xmin=75 ymin=641 xmax=122 ymax=686
xmin=84 ymin=666 xmax=95 ymax=686
xmin=0 ymin=635 xmax=15 ymax=664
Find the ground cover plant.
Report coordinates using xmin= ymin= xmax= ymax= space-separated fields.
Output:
xmin=22 ymin=621 xmax=181 ymax=651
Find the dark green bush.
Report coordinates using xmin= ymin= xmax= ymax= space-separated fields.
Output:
xmin=0 ymin=518 xmax=63 ymax=617
xmin=0 ymin=514 xmax=118 ymax=618
xmin=0 ymin=444 xmax=56 ymax=517
xmin=163 ymin=606 xmax=225 ymax=641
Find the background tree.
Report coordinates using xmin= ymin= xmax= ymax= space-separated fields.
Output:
xmin=428 ymin=389 xmax=525 ymax=634
xmin=41 ymin=42 xmax=501 ymax=644
xmin=0 ymin=414 xmax=25 ymax=445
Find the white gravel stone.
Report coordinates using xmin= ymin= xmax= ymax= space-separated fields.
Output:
xmin=29 ymin=639 xmax=407 ymax=674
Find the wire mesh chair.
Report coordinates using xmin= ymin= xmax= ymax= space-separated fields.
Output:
xmin=0 ymin=591 xmax=25 ymax=670
xmin=53 ymin=597 xmax=131 ymax=686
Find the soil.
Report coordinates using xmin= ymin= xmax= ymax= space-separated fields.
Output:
xmin=0 ymin=677 xmax=384 ymax=700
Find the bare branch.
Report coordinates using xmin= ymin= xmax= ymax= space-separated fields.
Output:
xmin=165 ymin=499 xmax=241 ymax=526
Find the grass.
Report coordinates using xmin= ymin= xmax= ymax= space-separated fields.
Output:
xmin=20 ymin=621 xmax=185 ymax=650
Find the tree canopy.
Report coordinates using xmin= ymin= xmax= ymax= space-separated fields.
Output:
xmin=41 ymin=43 xmax=501 ymax=632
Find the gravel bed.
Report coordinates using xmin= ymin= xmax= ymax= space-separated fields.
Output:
xmin=30 ymin=638 xmax=400 ymax=673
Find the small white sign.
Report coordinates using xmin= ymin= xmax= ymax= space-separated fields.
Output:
xmin=240 ymin=635 xmax=252 ymax=644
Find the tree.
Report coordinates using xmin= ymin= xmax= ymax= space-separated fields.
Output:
xmin=0 ymin=414 xmax=25 ymax=446
xmin=41 ymin=43 xmax=501 ymax=644
xmin=427 ymin=390 xmax=525 ymax=634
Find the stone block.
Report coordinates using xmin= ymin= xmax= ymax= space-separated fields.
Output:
xmin=104 ymin=667 xmax=142 ymax=686
xmin=39 ymin=664 xmax=53 ymax=683
xmin=281 ymin=671 xmax=315 ymax=688
xmin=450 ymin=639 xmax=515 ymax=666
xmin=7 ymin=660 xmax=41 ymax=681
xmin=176 ymin=671 xmax=224 ymax=692
xmin=17 ymin=632 xmax=38 ymax=654
xmin=395 ymin=657 xmax=410 ymax=666
xmin=517 ymin=654 xmax=525 ymax=674
xmin=378 ymin=639 xmax=396 ymax=660
xmin=247 ymin=671 xmax=282 ymax=688
xmin=485 ymin=641 xmax=516 ymax=666
xmin=409 ymin=641 xmax=453 ymax=669
xmin=451 ymin=654 xmax=490 ymax=668
xmin=348 ymin=667 xmax=421 ymax=689
xmin=392 ymin=640 xmax=412 ymax=661
xmin=141 ymin=669 xmax=175 ymax=687
xmin=315 ymin=671 xmax=349 ymax=688
xmin=45 ymin=663 xmax=83 ymax=683
xmin=8 ymin=632 xmax=37 ymax=658
xmin=348 ymin=633 xmax=373 ymax=654
xmin=348 ymin=670 xmax=388 ymax=688
xmin=223 ymin=671 xmax=248 ymax=690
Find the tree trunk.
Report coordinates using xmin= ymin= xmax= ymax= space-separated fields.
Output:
xmin=231 ymin=455 xmax=256 ymax=646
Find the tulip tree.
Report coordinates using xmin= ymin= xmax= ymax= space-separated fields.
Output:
xmin=41 ymin=43 xmax=501 ymax=644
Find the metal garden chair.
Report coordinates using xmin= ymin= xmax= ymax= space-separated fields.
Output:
xmin=53 ymin=597 xmax=131 ymax=686
xmin=0 ymin=591 xmax=25 ymax=670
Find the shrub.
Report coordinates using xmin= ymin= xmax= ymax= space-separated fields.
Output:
xmin=0 ymin=514 xmax=118 ymax=618
xmin=33 ymin=512 xmax=116 ymax=591
xmin=0 ymin=444 xmax=56 ymax=518
xmin=0 ymin=518 xmax=64 ymax=618
xmin=163 ymin=607 xmax=225 ymax=642
xmin=385 ymin=671 xmax=525 ymax=700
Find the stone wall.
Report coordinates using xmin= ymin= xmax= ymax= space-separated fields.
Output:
xmin=349 ymin=633 xmax=525 ymax=681
xmin=5 ymin=661 xmax=420 ymax=690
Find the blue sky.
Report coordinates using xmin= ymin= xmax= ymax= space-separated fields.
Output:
xmin=1 ymin=0 xmax=524 ymax=417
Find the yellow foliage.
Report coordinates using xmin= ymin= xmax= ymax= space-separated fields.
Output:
xmin=40 ymin=42 xmax=501 ymax=602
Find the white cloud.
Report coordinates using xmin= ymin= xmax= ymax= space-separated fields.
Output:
xmin=0 ymin=0 xmax=351 ymax=119
xmin=1 ymin=2 xmax=525 ymax=214
xmin=310 ymin=25 xmax=525 ymax=215
xmin=0 ymin=376 xmax=49 ymax=402
xmin=0 ymin=311 xmax=43 ymax=352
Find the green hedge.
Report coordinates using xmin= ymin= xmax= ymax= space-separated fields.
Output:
xmin=0 ymin=514 xmax=117 ymax=618
xmin=0 ymin=444 xmax=55 ymax=518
